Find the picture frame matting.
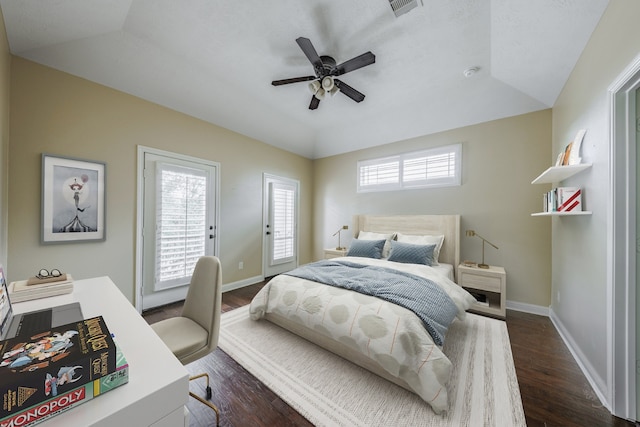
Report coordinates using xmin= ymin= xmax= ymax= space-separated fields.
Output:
xmin=41 ymin=154 xmax=106 ymax=244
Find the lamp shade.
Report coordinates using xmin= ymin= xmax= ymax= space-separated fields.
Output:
xmin=308 ymin=80 xmax=321 ymax=94
xmin=322 ymin=76 xmax=335 ymax=91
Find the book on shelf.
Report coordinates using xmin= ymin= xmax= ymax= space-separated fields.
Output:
xmin=0 ymin=316 xmax=118 ymax=420
xmin=561 ymin=142 xmax=573 ymax=166
xmin=546 ymin=189 xmax=557 ymax=212
xmin=542 ymin=187 xmax=583 ymax=212
xmin=557 ymin=187 xmax=582 ymax=212
xmin=555 ymin=129 xmax=586 ymax=166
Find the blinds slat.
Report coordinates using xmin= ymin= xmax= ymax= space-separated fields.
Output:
xmin=155 ymin=166 xmax=208 ymax=284
xmin=358 ymin=144 xmax=461 ymax=192
xmin=271 ymin=186 xmax=295 ymax=262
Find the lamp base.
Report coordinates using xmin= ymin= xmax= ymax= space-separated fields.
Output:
xmin=478 ymin=263 xmax=490 ymax=269
xmin=336 ymin=247 xmax=346 ymax=251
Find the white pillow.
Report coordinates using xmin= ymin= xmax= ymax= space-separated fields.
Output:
xmin=357 ymin=230 xmax=395 ymax=258
xmin=396 ymin=233 xmax=445 ymax=265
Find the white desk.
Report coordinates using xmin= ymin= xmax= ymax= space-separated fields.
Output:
xmin=12 ymin=276 xmax=189 ymax=426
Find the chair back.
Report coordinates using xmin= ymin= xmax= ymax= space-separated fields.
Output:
xmin=181 ymin=256 xmax=222 ymax=359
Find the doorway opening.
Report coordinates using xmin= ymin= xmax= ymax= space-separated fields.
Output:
xmin=609 ymin=55 xmax=640 ymax=421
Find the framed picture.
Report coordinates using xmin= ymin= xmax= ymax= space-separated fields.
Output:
xmin=41 ymin=154 xmax=106 ymax=244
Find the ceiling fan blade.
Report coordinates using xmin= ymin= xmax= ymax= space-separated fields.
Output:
xmin=296 ymin=37 xmax=323 ymax=74
xmin=272 ymin=76 xmax=316 ymax=86
xmin=334 ymin=79 xmax=365 ymax=103
xmin=335 ymin=52 xmax=376 ymax=76
xmin=309 ymin=95 xmax=320 ymax=110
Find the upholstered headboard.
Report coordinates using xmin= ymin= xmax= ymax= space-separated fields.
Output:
xmin=352 ymin=214 xmax=460 ymax=270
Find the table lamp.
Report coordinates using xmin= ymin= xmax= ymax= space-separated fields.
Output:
xmin=333 ymin=225 xmax=349 ymax=250
xmin=466 ymin=229 xmax=498 ymax=269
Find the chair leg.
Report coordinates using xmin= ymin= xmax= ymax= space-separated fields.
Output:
xmin=189 ymin=373 xmax=219 ymax=426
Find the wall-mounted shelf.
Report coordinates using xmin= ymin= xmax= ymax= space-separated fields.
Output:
xmin=531 ymin=164 xmax=592 ymax=184
xmin=531 ymin=211 xmax=592 ymax=217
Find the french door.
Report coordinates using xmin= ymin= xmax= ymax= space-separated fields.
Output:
xmin=263 ymin=174 xmax=299 ymax=277
xmin=137 ymin=147 xmax=219 ymax=311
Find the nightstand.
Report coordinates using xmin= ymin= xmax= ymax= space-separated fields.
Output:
xmin=457 ymin=264 xmax=506 ymax=319
xmin=324 ymin=248 xmax=348 ymax=259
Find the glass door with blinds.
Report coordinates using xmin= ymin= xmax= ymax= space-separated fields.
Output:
xmin=263 ymin=174 xmax=299 ymax=277
xmin=140 ymin=150 xmax=218 ymax=310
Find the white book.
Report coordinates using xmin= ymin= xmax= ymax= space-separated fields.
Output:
xmin=9 ymin=277 xmax=74 ymax=302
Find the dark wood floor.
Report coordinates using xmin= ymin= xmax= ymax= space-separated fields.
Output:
xmin=143 ymin=283 xmax=637 ymax=427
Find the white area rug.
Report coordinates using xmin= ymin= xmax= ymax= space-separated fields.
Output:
xmin=219 ymin=306 xmax=526 ymax=427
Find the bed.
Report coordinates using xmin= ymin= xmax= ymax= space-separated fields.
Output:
xmin=249 ymin=214 xmax=475 ymax=414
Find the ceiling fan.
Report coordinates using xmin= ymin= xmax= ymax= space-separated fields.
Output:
xmin=272 ymin=37 xmax=376 ymax=110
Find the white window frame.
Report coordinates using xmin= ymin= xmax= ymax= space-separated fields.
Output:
xmin=357 ymin=143 xmax=462 ymax=193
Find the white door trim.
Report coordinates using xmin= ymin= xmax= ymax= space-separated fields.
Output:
xmin=608 ymin=53 xmax=640 ymax=420
xmin=135 ymin=145 xmax=220 ymax=313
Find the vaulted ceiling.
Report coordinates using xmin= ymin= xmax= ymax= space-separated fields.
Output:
xmin=0 ymin=0 xmax=609 ymax=158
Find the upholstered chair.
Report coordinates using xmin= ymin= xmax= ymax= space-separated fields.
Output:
xmin=151 ymin=256 xmax=222 ymax=426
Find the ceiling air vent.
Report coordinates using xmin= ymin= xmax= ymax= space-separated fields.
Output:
xmin=389 ymin=0 xmax=420 ymax=17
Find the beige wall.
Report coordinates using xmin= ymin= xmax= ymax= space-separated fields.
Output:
xmin=314 ymin=110 xmax=552 ymax=307
xmin=7 ymin=57 xmax=313 ymax=302
xmin=550 ymin=0 xmax=640 ymax=403
xmin=0 ymin=8 xmax=9 ymax=271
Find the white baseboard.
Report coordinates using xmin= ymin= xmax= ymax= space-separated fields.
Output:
xmin=548 ymin=308 xmax=611 ymax=412
xmin=501 ymin=301 xmax=613 ymax=415
xmin=222 ymin=275 xmax=264 ymax=293
xmin=506 ymin=300 xmax=549 ymax=316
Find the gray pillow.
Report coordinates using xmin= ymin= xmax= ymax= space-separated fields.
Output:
xmin=388 ymin=241 xmax=437 ymax=265
xmin=346 ymin=239 xmax=386 ymax=259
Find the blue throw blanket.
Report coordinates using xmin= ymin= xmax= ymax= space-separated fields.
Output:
xmin=283 ymin=260 xmax=458 ymax=346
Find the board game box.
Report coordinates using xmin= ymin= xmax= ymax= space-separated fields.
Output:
xmin=0 ymin=316 xmax=116 ymax=419
xmin=0 ymin=342 xmax=128 ymax=427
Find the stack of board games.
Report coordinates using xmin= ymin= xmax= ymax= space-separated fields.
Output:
xmin=0 ymin=316 xmax=128 ymax=426
xmin=0 ymin=344 xmax=128 ymax=427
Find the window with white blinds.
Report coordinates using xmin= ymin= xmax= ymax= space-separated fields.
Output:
xmin=270 ymin=183 xmax=296 ymax=264
xmin=155 ymin=163 xmax=207 ymax=289
xmin=357 ymin=143 xmax=461 ymax=192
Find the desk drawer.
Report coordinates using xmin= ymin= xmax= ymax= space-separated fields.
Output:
xmin=460 ymin=272 xmax=502 ymax=293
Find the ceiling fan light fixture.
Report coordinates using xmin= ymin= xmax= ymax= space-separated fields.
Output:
xmin=322 ymin=76 xmax=335 ymax=91
xmin=308 ymin=80 xmax=321 ymax=94
xmin=275 ymin=37 xmax=374 ymax=110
